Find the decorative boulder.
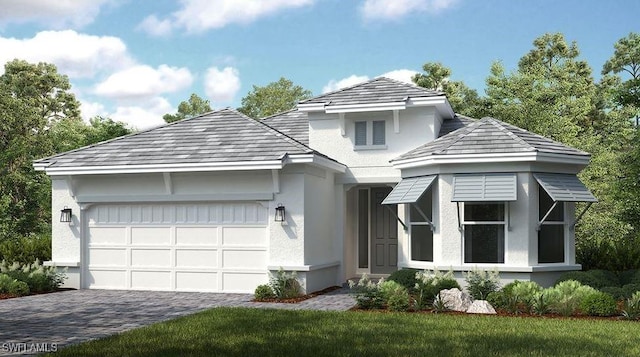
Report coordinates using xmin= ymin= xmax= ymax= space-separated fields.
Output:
xmin=439 ymin=288 xmax=473 ymax=312
xmin=466 ymin=300 xmax=496 ymax=314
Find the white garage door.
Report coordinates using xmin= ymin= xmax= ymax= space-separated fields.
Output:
xmin=85 ymin=202 xmax=269 ymax=293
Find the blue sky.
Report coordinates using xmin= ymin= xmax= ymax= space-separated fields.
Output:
xmin=0 ymin=0 xmax=638 ymax=129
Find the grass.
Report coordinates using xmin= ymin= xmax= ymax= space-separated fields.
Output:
xmin=57 ymin=308 xmax=639 ymax=357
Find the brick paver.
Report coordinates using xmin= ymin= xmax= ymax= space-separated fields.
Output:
xmin=0 ymin=288 xmax=355 ymax=355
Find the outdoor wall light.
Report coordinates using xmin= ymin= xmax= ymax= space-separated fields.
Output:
xmin=274 ymin=204 xmax=286 ymax=222
xmin=60 ymin=207 xmax=72 ymax=223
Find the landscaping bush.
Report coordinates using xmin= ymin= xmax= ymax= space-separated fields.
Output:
xmin=464 ymin=269 xmax=500 ymax=300
xmin=545 ymin=280 xmax=597 ymax=316
xmin=348 ymin=275 xmax=385 ymax=310
xmin=414 ymin=269 xmax=460 ymax=309
xmin=269 ymin=268 xmax=301 ymax=299
xmin=0 ymin=273 xmax=29 ymax=296
xmin=254 ymin=284 xmax=275 ymax=300
xmin=486 ymin=281 xmax=542 ymax=314
xmin=379 ymin=281 xmax=410 ymax=312
xmin=621 ymin=291 xmax=640 ymax=320
xmin=580 ymin=291 xmax=617 ymax=316
xmin=0 ymin=260 xmax=66 ymax=293
xmin=387 ymin=269 xmax=419 ymax=291
xmin=620 ymin=269 xmax=640 ymax=285
xmin=622 ymin=283 xmax=640 ymax=298
xmin=555 ymin=270 xmax=616 ymax=289
xmin=0 ymin=234 xmax=51 ymax=265
xmin=600 ymin=286 xmax=626 ymax=300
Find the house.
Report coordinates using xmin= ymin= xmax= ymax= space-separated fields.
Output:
xmin=33 ymin=77 xmax=596 ymax=293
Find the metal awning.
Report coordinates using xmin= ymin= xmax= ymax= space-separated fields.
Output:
xmin=533 ymin=173 xmax=597 ymax=202
xmin=382 ymin=175 xmax=436 ymax=205
xmin=451 ymin=173 xmax=517 ymax=202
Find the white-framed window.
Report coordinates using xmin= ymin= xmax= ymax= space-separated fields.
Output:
xmin=354 ymin=120 xmax=386 ymax=148
xmin=538 ymin=186 xmax=565 ymax=263
xmin=409 ymin=187 xmax=433 ymax=262
xmin=463 ymin=202 xmax=506 ymax=264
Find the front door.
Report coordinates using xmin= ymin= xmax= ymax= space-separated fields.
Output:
xmin=370 ymin=187 xmax=398 ymax=274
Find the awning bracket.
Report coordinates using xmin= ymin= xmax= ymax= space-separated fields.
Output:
xmin=384 ymin=206 xmax=407 ymax=231
xmin=536 ymin=201 xmax=559 ymax=231
xmin=456 ymin=202 xmax=463 ymax=232
xmin=410 ymin=203 xmax=435 ymax=231
xmin=570 ymin=202 xmax=593 ymax=231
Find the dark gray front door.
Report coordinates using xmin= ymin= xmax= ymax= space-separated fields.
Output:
xmin=370 ymin=187 xmax=398 ymax=274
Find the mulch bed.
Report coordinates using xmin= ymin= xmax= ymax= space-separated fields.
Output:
xmin=252 ymin=286 xmax=341 ymax=303
xmin=0 ymin=288 xmax=75 ymax=301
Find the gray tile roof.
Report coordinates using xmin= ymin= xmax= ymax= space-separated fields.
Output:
xmin=438 ymin=114 xmax=474 ymax=137
xmin=393 ymin=117 xmax=590 ymax=162
xmin=35 ymin=108 xmax=320 ymax=168
xmin=261 ymin=109 xmax=309 ymax=145
xmin=299 ymin=77 xmax=443 ymax=107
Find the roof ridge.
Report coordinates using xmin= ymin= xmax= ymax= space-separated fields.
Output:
xmin=373 ymin=75 xmax=444 ymax=95
xmin=260 ymin=108 xmax=297 ymax=121
xmin=234 ymin=108 xmax=314 ymax=153
xmin=431 ymin=119 xmax=484 ymax=155
xmin=484 ymin=117 xmax=536 ymax=151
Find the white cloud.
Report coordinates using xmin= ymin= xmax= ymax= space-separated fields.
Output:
xmin=94 ymin=65 xmax=193 ymax=100
xmin=204 ymin=66 xmax=241 ymax=105
xmin=110 ymin=97 xmax=173 ymax=130
xmin=0 ymin=30 xmax=132 ymax=78
xmin=139 ymin=0 xmax=314 ymax=35
xmin=360 ymin=0 xmax=458 ymax=21
xmin=381 ymin=69 xmax=418 ymax=84
xmin=79 ymin=100 xmax=108 ymax=122
xmin=322 ymin=75 xmax=369 ymax=93
xmin=0 ymin=0 xmax=116 ymax=28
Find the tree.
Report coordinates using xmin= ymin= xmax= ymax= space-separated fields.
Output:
xmin=238 ymin=77 xmax=312 ymax=119
xmin=0 ymin=59 xmax=82 ymax=239
xmin=602 ymin=32 xmax=640 ymax=125
xmin=48 ymin=116 xmax=132 ymax=153
xmin=163 ymin=93 xmax=212 ymax=123
xmin=412 ymin=62 xmax=485 ymax=117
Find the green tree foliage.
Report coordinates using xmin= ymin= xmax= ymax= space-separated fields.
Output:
xmin=238 ymin=77 xmax=312 ymax=119
xmin=602 ymin=32 xmax=640 ymax=125
xmin=412 ymin=62 xmax=484 ymax=117
xmin=163 ymin=93 xmax=212 ymax=123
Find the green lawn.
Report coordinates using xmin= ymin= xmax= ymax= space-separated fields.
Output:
xmin=57 ymin=308 xmax=639 ymax=357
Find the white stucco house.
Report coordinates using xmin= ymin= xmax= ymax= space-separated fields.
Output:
xmin=33 ymin=77 xmax=596 ymax=293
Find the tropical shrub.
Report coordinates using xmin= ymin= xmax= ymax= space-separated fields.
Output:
xmin=269 ymin=268 xmax=301 ymax=299
xmin=348 ymin=275 xmax=385 ymax=310
xmin=0 ymin=260 xmax=66 ymax=293
xmin=621 ymin=291 xmax=640 ymax=320
xmin=387 ymin=269 xmax=419 ymax=291
xmin=486 ymin=281 xmax=542 ymax=314
xmin=580 ymin=291 xmax=617 ymax=316
xmin=380 ymin=281 xmax=410 ymax=312
xmin=545 ymin=280 xmax=597 ymax=316
xmin=0 ymin=274 xmax=29 ymax=296
xmin=254 ymin=284 xmax=275 ymax=300
xmin=414 ymin=269 xmax=460 ymax=309
xmin=464 ymin=269 xmax=500 ymax=300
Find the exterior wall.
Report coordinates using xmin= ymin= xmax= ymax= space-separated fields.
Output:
xmin=308 ymin=107 xmax=438 ymax=183
xmin=50 ymin=178 xmax=82 ymax=288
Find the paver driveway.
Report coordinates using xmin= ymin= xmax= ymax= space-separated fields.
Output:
xmin=0 ymin=288 xmax=355 ymax=355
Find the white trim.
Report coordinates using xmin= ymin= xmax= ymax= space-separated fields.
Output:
xmin=393 ymin=110 xmax=400 ymax=133
xmin=325 ymin=102 xmax=407 ymax=113
xmin=354 ymin=145 xmax=387 ymax=151
xmin=297 ymin=102 xmax=327 ymax=112
xmin=65 ymin=176 xmax=76 ymax=197
xmin=392 ymin=152 xmax=590 ymax=169
xmin=271 ymin=169 xmax=280 ymax=193
xmin=284 ymin=154 xmax=347 ymax=173
xmin=76 ymin=192 xmax=274 ymax=203
xmin=339 ymin=113 xmax=346 ymax=136
xmin=267 ymin=261 xmax=340 ymax=272
xmin=44 ymin=261 xmax=79 ymax=267
xmin=163 ymin=172 xmax=173 ymax=194
xmin=398 ymin=263 xmax=582 ymax=273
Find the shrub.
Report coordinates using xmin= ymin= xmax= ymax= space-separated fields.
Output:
xmin=379 ymin=281 xmax=410 ymax=312
xmin=580 ymin=291 xmax=617 ymax=316
xmin=268 ymin=268 xmax=301 ymax=299
xmin=387 ymin=269 xmax=419 ymax=291
xmin=555 ymin=270 xmax=617 ymax=289
xmin=431 ymin=293 xmax=448 ymax=313
xmin=486 ymin=281 xmax=542 ymax=314
xmin=621 ymin=291 xmax=640 ymax=320
xmin=254 ymin=284 xmax=275 ymax=300
xmin=622 ymin=283 xmax=640 ymax=298
xmin=0 ymin=234 xmax=51 ymax=265
xmin=618 ymin=269 xmax=640 ymax=285
xmin=600 ymin=286 xmax=626 ymax=300
xmin=464 ymin=269 xmax=500 ymax=300
xmin=531 ymin=292 xmax=551 ymax=315
xmin=348 ymin=275 xmax=385 ymax=310
xmin=414 ymin=269 xmax=460 ymax=309
xmin=0 ymin=260 xmax=66 ymax=293
xmin=0 ymin=274 xmax=29 ymax=296
xmin=545 ymin=280 xmax=597 ymax=316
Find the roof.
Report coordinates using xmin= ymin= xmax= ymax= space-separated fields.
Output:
xmin=533 ymin=173 xmax=597 ymax=202
xmin=34 ymin=108 xmax=337 ymax=171
xmin=393 ymin=117 xmax=590 ymax=162
xmin=438 ymin=114 xmax=474 ymax=137
xmin=261 ymin=109 xmax=309 ymax=145
xmin=299 ymin=77 xmax=444 ymax=108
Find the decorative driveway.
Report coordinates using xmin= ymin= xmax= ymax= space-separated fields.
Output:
xmin=0 ymin=288 xmax=355 ymax=355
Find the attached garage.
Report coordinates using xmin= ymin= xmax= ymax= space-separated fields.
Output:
xmin=85 ymin=202 xmax=268 ymax=293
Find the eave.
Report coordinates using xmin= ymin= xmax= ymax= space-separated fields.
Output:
xmin=391 ymin=152 xmax=591 ymax=170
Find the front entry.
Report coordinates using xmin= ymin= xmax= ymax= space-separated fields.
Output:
xmin=370 ymin=187 xmax=398 ymax=274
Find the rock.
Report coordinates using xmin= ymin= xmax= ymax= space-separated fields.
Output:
xmin=439 ymin=288 xmax=473 ymax=312
xmin=466 ymin=300 xmax=496 ymax=314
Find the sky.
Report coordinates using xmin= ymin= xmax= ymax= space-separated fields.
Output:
xmin=0 ymin=0 xmax=638 ymax=130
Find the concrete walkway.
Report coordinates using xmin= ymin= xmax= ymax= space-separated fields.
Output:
xmin=0 ymin=288 xmax=355 ymax=355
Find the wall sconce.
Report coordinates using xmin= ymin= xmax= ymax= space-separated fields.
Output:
xmin=60 ymin=207 xmax=72 ymax=223
xmin=274 ymin=204 xmax=285 ymax=222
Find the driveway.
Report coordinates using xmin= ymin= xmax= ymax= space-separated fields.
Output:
xmin=0 ymin=288 xmax=355 ymax=355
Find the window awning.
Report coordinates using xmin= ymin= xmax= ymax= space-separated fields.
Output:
xmin=382 ymin=175 xmax=436 ymax=205
xmin=452 ymin=173 xmax=517 ymax=202
xmin=533 ymin=173 xmax=597 ymax=202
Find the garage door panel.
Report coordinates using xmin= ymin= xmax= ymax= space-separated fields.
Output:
xmin=131 ymin=249 xmax=171 ymax=267
xmin=131 ymin=271 xmax=171 ymax=290
xmin=89 ymin=248 xmax=127 ymax=267
xmin=131 ymin=227 xmax=171 ymax=245
xmin=223 ymin=250 xmax=266 ymax=269
xmin=223 ymin=272 xmax=268 ymax=292
xmin=89 ymin=227 xmax=127 ymax=245
xmin=176 ymin=249 xmax=217 ymax=268
xmin=176 ymin=227 xmax=217 ymax=245
xmin=88 ymin=270 xmax=127 ymax=289
xmin=222 ymin=227 xmax=265 ymax=246
xmin=176 ymin=272 xmax=218 ymax=291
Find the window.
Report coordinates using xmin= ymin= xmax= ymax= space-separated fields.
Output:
xmin=538 ymin=186 xmax=565 ymax=263
xmin=354 ymin=120 xmax=386 ymax=147
xmin=463 ymin=203 xmax=505 ymax=263
xmin=410 ymin=187 xmax=433 ymax=262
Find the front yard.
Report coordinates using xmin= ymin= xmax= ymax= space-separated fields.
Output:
xmin=57 ymin=307 xmax=639 ymax=357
